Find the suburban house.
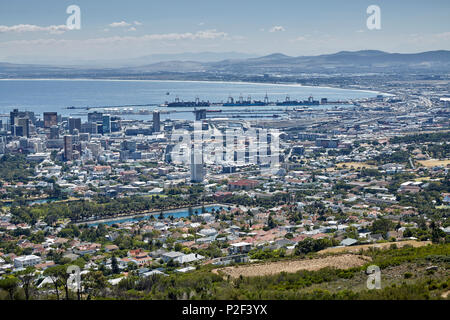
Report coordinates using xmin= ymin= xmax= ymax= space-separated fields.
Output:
xmin=161 ymin=251 xmax=185 ymax=263
xmin=228 ymin=242 xmax=252 ymax=254
xmin=173 ymin=253 xmax=205 ymax=264
xmin=340 ymin=238 xmax=358 ymax=246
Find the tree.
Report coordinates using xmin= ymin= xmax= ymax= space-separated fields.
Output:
xmin=371 ymin=218 xmax=394 ymax=238
xmin=82 ymin=271 xmax=108 ymax=300
xmin=16 ymin=267 xmax=36 ymax=300
xmin=44 ymin=265 xmax=72 ymax=300
xmin=267 ymin=214 xmax=277 ymax=229
xmin=295 ymin=238 xmax=334 ymax=255
xmin=0 ymin=276 xmax=19 ymax=300
xmin=430 ymin=221 xmax=444 ymax=244
xmin=111 ymin=255 xmax=120 ymax=274
xmin=44 ymin=266 xmax=61 ymax=300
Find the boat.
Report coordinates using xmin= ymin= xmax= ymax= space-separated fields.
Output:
xmin=166 ymin=97 xmax=210 ymax=107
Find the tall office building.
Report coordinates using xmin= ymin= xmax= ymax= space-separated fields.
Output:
xmin=9 ymin=109 xmax=19 ymax=134
xmin=102 ymin=114 xmax=111 ymax=134
xmin=43 ymin=112 xmax=57 ymax=128
xmin=15 ymin=117 xmax=30 ymax=138
xmin=88 ymin=111 xmax=103 ymax=123
xmin=49 ymin=125 xmax=59 ymax=139
xmin=81 ymin=122 xmax=98 ymax=134
xmin=63 ymin=135 xmax=73 ymax=161
xmin=111 ymin=116 xmax=121 ymax=132
xmin=10 ymin=109 xmax=34 ymax=136
xmin=190 ymin=145 xmax=204 ymax=183
xmin=68 ymin=118 xmax=81 ymax=134
xmin=153 ymin=110 xmax=161 ymax=133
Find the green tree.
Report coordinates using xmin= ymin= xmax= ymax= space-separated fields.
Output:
xmin=111 ymin=255 xmax=120 ymax=274
xmin=82 ymin=271 xmax=108 ymax=300
xmin=0 ymin=276 xmax=19 ymax=300
xmin=16 ymin=267 xmax=36 ymax=300
xmin=371 ymin=218 xmax=394 ymax=238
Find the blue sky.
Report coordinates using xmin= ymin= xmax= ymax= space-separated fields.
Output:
xmin=0 ymin=0 xmax=449 ymax=63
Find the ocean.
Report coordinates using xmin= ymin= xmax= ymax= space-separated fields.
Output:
xmin=0 ymin=79 xmax=380 ymax=121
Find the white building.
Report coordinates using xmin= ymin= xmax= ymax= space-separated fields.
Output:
xmin=14 ymin=255 xmax=41 ymax=268
xmin=228 ymin=242 xmax=252 ymax=254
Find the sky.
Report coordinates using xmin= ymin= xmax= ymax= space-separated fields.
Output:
xmin=0 ymin=0 xmax=449 ymax=64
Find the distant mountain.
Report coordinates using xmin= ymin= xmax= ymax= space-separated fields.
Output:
xmin=1 ymin=50 xmax=449 ymax=78
xmin=131 ymin=51 xmax=258 ymax=64
xmin=207 ymin=50 xmax=450 ymax=74
xmin=2 ymin=51 xmax=258 ymax=67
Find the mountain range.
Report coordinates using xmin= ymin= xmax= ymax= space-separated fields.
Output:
xmin=1 ymin=50 xmax=449 ymax=78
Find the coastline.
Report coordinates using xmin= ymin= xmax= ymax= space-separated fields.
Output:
xmin=0 ymin=78 xmax=391 ymax=96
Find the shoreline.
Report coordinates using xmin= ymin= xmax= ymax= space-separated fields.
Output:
xmin=0 ymin=78 xmax=391 ymax=96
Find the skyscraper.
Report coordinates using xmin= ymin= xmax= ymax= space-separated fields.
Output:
xmin=153 ymin=110 xmax=160 ymax=133
xmin=68 ymin=118 xmax=81 ymax=134
xmin=16 ymin=117 xmax=30 ymax=138
xmin=102 ymin=114 xmax=111 ymax=134
xmin=88 ymin=111 xmax=103 ymax=123
xmin=190 ymin=145 xmax=204 ymax=183
xmin=43 ymin=112 xmax=57 ymax=128
xmin=10 ymin=109 xmax=34 ymax=136
xmin=64 ymin=135 xmax=73 ymax=161
xmin=50 ymin=125 xmax=59 ymax=139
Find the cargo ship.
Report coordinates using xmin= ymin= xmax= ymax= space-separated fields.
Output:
xmin=276 ymin=95 xmax=320 ymax=106
xmin=164 ymin=97 xmax=210 ymax=107
xmin=222 ymin=94 xmax=269 ymax=106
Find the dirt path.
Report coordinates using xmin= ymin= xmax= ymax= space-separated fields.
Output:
xmin=214 ymin=254 xmax=371 ymax=278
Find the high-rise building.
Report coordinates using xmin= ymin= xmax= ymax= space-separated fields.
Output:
xmin=10 ymin=109 xmax=19 ymax=134
xmin=88 ymin=111 xmax=103 ymax=123
xmin=68 ymin=118 xmax=81 ymax=134
xmin=49 ymin=125 xmax=59 ymax=139
xmin=153 ymin=110 xmax=161 ymax=133
xmin=81 ymin=122 xmax=98 ymax=134
xmin=43 ymin=112 xmax=58 ymax=128
xmin=102 ymin=114 xmax=111 ymax=134
xmin=10 ymin=109 xmax=34 ymax=136
xmin=190 ymin=145 xmax=204 ymax=183
xmin=64 ymin=135 xmax=73 ymax=161
xmin=15 ymin=117 xmax=30 ymax=138
xmin=108 ymin=116 xmax=121 ymax=132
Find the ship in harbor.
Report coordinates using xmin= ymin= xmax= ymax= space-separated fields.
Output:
xmin=276 ymin=95 xmax=320 ymax=106
xmin=222 ymin=94 xmax=270 ymax=106
xmin=164 ymin=97 xmax=211 ymax=107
